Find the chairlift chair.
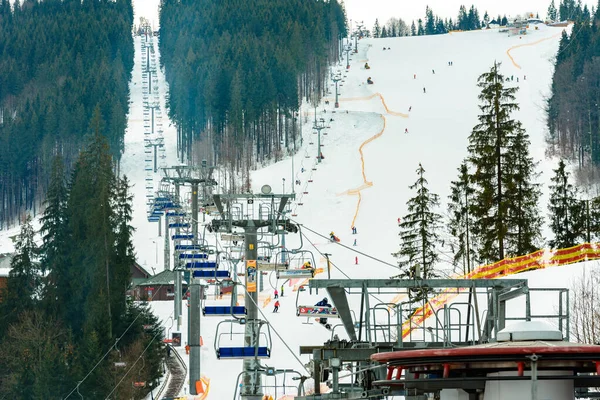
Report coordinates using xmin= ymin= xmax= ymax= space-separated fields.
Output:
xmin=214 ymin=319 xmax=272 ymax=359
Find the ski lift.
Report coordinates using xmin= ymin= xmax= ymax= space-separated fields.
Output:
xmin=273 ymin=249 xmax=317 ymax=279
xmin=201 ymin=288 xmax=247 ymax=317
xmin=295 ymin=286 xmax=339 ymax=321
xmin=132 ymin=357 xmax=146 ymax=388
xmin=214 ymin=319 xmax=272 ymax=359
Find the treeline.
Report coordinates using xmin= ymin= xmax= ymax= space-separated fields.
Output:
xmin=0 ymin=0 xmax=133 ymax=229
xmin=159 ymin=0 xmax=346 ymax=190
xmin=547 ymin=5 xmax=600 ymax=171
xmin=395 ymin=63 xmax=600 ymax=290
xmin=0 ymin=123 xmax=164 ymax=399
xmin=547 ymin=0 xmax=593 ymax=22
xmin=372 ymin=5 xmax=506 ymax=38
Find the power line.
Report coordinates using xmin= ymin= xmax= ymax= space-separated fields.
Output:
xmin=298 ymin=223 xmax=399 ymax=270
xmin=63 ymin=279 xmax=172 ymax=399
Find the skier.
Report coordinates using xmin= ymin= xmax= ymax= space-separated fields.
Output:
xmin=413 ymin=74 xmax=416 ymax=79
xmin=330 ymin=231 xmax=336 ymax=241
xmin=355 ymin=256 xmax=359 ymax=265
xmin=273 ymin=300 xmax=280 ymax=313
xmin=274 ymin=289 xmax=279 ymax=299
xmin=353 ymin=239 xmax=357 ymax=246
xmin=524 ymin=75 xmax=527 ymax=80
xmin=367 ymin=77 xmax=374 ymax=85
xmin=432 ymin=69 xmax=435 ymax=74
xmin=423 ymin=87 xmax=426 ymax=94
xmin=301 ymin=167 xmax=305 ymax=173
xmin=352 ymin=226 xmax=357 ymax=234
xmin=409 ymin=106 xmax=412 ymax=112
xmin=397 ymin=217 xmax=401 ymax=224
xmin=302 ymin=261 xmax=312 ymax=269
xmin=315 ymin=298 xmax=332 ymax=328
xmin=281 ymin=284 xmax=284 ymax=297
xmin=364 ymin=62 xmax=370 ymax=69
xmin=405 ymin=128 xmax=408 ymax=134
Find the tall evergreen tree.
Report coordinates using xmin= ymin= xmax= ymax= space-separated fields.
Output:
xmin=425 ymin=6 xmax=436 ymax=35
xmin=504 ymin=129 xmax=543 ymax=255
xmin=447 ymin=162 xmax=477 ymax=274
xmin=548 ymin=0 xmax=558 ymax=20
xmin=40 ymin=155 xmax=70 ymax=317
xmin=411 ymin=20 xmax=417 ymax=36
xmin=548 ymin=159 xmax=586 ymax=248
xmin=393 ymin=163 xmax=442 ymax=281
xmin=468 ymin=62 xmax=527 ymax=262
xmin=372 ymin=18 xmax=381 ymax=38
xmin=0 ymin=216 xmax=40 ymax=333
xmin=417 ymin=18 xmax=425 ymax=35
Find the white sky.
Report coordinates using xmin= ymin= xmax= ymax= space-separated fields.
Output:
xmin=343 ymin=0 xmax=597 ymax=30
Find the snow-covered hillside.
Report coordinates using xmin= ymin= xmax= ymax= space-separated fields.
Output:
xmin=135 ymin=24 xmax=596 ymax=399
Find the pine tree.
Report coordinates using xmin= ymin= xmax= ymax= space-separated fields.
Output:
xmin=548 ymin=0 xmax=558 ymax=20
xmin=504 ymin=128 xmax=543 ymax=256
xmin=417 ymin=18 xmax=425 ymax=35
xmin=548 ymin=159 xmax=585 ymax=248
xmin=0 ymin=216 xmax=40 ymax=334
xmin=425 ymin=6 xmax=435 ymax=35
xmin=372 ymin=18 xmax=381 ymax=38
xmin=468 ymin=62 xmax=527 ymax=263
xmin=411 ymin=20 xmax=417 ymax=36
xmin=447 ymin=162 xmax=477 ymax=274
xmin=393 ymin=163 xmax=442 ymax=281
xmin=40 ymin=155 xmax=70 ymax=317
xmin=111 ymin=176 xmax=135 ymax=334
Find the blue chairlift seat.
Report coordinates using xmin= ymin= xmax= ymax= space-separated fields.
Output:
xmin=148 ymin=217 xmax=160 ymax=222
xmin=172 ymin=234 xmax=194 ymax=240
xmin=175 ymin=244 xmax=203 ymax=251
xmin=167 ymin=211 xmax=187 ymax=217
xmin=185 ymin=261 xmax=217 ymax=269
xmin=180 ymin=253 xmax=208 ymax=259
xmin=193 ymin=270 xmax=230 ymax=279
xmin=203 ymin=306 xmax=247 ymax=316
xmin=168 ymin=222 xmax=190 ymax=228
xmin=276 ymin=269 xmax=314 ymax=279
xmin=217 ymin=346 xmax=270 ymax=359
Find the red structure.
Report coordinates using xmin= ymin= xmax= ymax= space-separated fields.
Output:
xmin=371 ymin=322 xmax=600 ymax=400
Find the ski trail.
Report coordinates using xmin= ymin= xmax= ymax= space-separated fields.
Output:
xmin=338 ymin=92 xmax=409 ymax=118
xmin=506 ymin=32 xmax=562 ymax=69
xmin=338 ymin=115 xmax=386 ymax=228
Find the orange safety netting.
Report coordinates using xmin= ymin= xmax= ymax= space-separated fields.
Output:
xmin=397 ymin=243 xmax=600 ymax=338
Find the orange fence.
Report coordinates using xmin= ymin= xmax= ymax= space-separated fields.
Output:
xmin=398 ymin=243 xmax=600 ymax=338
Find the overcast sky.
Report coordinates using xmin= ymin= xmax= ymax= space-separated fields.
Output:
xmin=342 ymin=0 xmax=597 ymax=31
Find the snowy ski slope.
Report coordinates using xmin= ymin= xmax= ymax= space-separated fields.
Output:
xmin=137 ymin=24 xmax=600 ymax=399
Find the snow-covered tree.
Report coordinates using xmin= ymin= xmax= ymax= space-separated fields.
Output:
xmin=372 ymin=18 xmax=381 ymax=38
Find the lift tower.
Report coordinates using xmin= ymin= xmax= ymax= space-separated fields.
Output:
xmin=209 ymin=185 xmax=297 ymax=400
xmin=160 ymin=163 xmax=217 ymax=329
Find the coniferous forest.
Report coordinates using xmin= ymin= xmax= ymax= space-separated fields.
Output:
xmin=0 ymin=121 xmax=165 ymax=399
xmin=159 ymin=0 xmax=347 ymax=190
xmin=0 ymin=0 xmax=134 ymax=228
xmin=547 ymin=3 xmax=600 ymax=170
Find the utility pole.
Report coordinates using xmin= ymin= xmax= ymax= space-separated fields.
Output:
xmin=331 ymin=72 xmax=342 ymax=108
xmin=210 ymin=188 xmax=297 ymax=400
